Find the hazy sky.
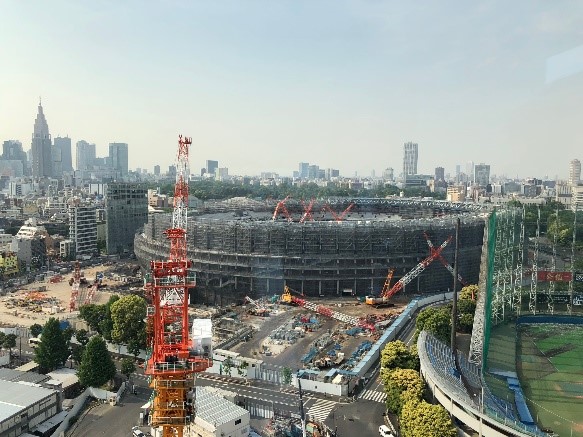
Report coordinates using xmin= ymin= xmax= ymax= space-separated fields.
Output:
xmin=1 ymin=1 xmax=582 ymax=180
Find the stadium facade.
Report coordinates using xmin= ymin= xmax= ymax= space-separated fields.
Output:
xmin=135 ymin=198 xmax=487 ymax=303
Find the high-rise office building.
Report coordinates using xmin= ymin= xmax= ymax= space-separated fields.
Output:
xmin=76 ymin=140 xmax=96 ymax=171
xmin=154 ymin=165 xmax=160 ymax=176
xmin=105 ymin=183 xmax=148 ymax=254
xmin=54 ymin=136 xmax=73 ymax=173
xmin=109 ymin=142 xmax=129 ymax=176
xmin=299 ymin=162 xmax=309 ymax=179
xmin=474 ymin=163 xmax=491 ymax=187
xmin=69 ymin=205 xmax=97 ymax=256
xmin=403 ymin=142 xmax=418 ymax=178
xmin=435 ymin=167 xmax=445 ymax=182
xmin=466 ymin=161 xmax=475 ymax=182
xmin=383 ymin=168 xmax=394 ymax=181
xmin=31 ymin=101 xmax=53 ymax=178
xmin=569 ymin=159 xmax=581 ymax=186
xmin=206 ymin=160 xmax=218 ymax=175
xmin=2 ymin=140 xmax=28 ymax=175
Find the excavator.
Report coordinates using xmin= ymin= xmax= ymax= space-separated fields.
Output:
xmin=365 ymin=235 xmax=452 ymax=307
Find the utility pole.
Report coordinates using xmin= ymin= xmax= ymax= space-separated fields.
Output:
xmin=298 ymin=378 xmax=307 ymax=437
xmin=451 ymin=217 xmax=460 ymax=363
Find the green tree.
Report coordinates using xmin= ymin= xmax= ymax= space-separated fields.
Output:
xmin=30 ymin=323 xmax=43 ymax=338
xmin=121 ymin=357 xmax=136 ymax=380
xmin=459 ymin=284 xmax=479 ymax=301
xmin=381 ymin=368 xmax=424 ymax=415
xmin=127 ymin=338 xmax=144 ymax=359
xmin=75 ymin=329 xmax=90 ymax=346
xmin=380 ymin=340 xmax=419 ymax=371
xmin=416 ymin=306 xmax=451 ymax=344
xmin=79 ymin=304 xmax=107 ymax=333
xmin=77 ymin=336 xmax=116 ymax=388
xmin=0 ymin=332 xmax=5 ymax=347
xmin=222 ymin=357 xmax=233 ymax=376
xmin=62 ymin=326 xmax=75 ymax=344
xmin=35 ymin=318 xmax=69 ymax=373
xmin=400 ymin=399 xmax=456 ymax=437
xmin=457 ymin=298 xmax=476 ymax=315
xmin=110 ymin=295 xmax=147 ymax=345
xmin=70 ymin=343 xmax=84 ymax=366
xmin=3 ymin=334 xmax=17 ymax=362
xmin=458 ymin=313 xmax=475 ymax=333
xmin=100 ymin=295 xmax=120 ymax=341
xmin=282 ymin=367 xmax=293 ymax=385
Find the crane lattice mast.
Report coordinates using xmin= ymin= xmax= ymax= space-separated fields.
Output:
xmin=146 ymin=135 xmax=210 ymax=437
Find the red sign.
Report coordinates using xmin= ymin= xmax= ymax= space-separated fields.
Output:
xmin=537 ymin=271 xmax=573 ymax=282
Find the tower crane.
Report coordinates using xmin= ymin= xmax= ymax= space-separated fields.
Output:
xmin=365 ymin=236 xmax=452 ymax=307
xmin=323 ymin=203 xmax=355 ymax=222
xmin=272 ymin=196 xmax=292 ymax=221
xmin=145 ymin=135 xmax=211 ymax=437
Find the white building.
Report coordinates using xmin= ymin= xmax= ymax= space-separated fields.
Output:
xmin=0 ymin=380 xmax=61 ymax=436
xmin=68 ymin=205 xmax=97 ymax=256
xmin=569 ymin=159 xmax=581 ymax=186
xmin=186 ymin=387 xmax=250 ymax=437
xmin=572 ymin=185 xmax=583 ymax=212
xmin=402 ymin=142 xmax=418 ymax=178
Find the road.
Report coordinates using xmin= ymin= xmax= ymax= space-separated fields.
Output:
xmin=68 ymin=388 xmax=152 ymax=437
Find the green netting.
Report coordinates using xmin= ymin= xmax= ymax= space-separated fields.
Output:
xmin=482 ymin=209 xmax=497 ymax=373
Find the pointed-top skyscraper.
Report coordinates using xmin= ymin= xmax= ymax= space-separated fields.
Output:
xmin=31 ymin=99 xmax=53 ymax=178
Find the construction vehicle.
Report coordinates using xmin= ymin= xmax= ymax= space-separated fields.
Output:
xmin=365 ymin=235 xmax=452 ymax=307
xmin=281 ymin=286 xmax=376 ymax=331
xmin=245 ymin=295 xmax=270 ymax=316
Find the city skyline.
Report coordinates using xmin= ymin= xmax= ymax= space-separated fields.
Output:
xmin=1 ymin=2 xmax=583 ymax=179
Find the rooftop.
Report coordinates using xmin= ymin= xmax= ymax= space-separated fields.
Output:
xmin=0 ymin=380 xmax=57 ymax=422
xmin=195 ymin=387 xmax=248 ymax=429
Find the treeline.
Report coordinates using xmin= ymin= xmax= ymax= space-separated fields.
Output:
xmin=31 ymin=294 xmax=147 ymax=390
xmin=148 ymin=180 xmax=445 ymax=201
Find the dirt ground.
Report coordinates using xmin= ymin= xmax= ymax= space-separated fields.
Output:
xmin=0 ymin=265 xmax=118 ymax=328
xmin=231 ymin=296 xmax=408 ymax=370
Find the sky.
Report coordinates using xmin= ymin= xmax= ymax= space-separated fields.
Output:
xmin=1 ymin=1 xmax=583 ymax=180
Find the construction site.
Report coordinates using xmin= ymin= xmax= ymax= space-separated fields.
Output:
xmin=135 ymin=197 xmax=487 ymax=304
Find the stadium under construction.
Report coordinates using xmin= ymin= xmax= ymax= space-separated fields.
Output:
xmin=134 ymin=198 xmax=487 ymax=303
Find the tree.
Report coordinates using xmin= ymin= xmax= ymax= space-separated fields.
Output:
xmin=0 ymin=332 xmax=5 ymax=346
xmin=457 ymin=298 xmax=476 ymax=316
xmin=77 ymin=336 xmax=116 ymax=388
xmin=459 ymin=284 xmax=479 ymax=301
xmin=400 ymin=399 xmax=456 ymax=437
xmin=62 ymin=326 xmax=75 ymax=344
xmin=79 ymin=304 xmax=107 ymax=333
xmin=30 ymin=323 xmax=43 ymax=338
xmin=110 ymin=295 xmax=147 ymax=345
xmin=127 ymin=338 xmax=144 ymax=359
xmin=380 ymin=340 xmax=419 ymax=371
xmin=121 ymin=357 xmax=136 ymax=380
xmin=3 ymin=334 xmax=17 ymax=362
xmin=416 ymin=307 xmax=451 ymax=344
xmin=222 ymin=357 xmax=233 ymax=376
xmin=458 ymin=313 xmax=475 ymax=333
xmin=75 ymin=329 xmax=90 ymax=346
xmin=282 ymin=367 xmax=293 ymax=385
xmin=35 ymin=318 xmax=69 ymax=373
xmin=381 ymin=368 xmax=424 ymax=415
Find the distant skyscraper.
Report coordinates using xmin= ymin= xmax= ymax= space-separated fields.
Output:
xmin=206 ymin=160 xmax=218 ymax=176
xmin=76 ymin=140 xmax=96 ymax=171
xmin=109 ymin=142 xmax=129 ymax=176
xmin=466 ymin=161 xmax=475 ymax=182
xmin=474 ymin=163 xmax=490 ymax=186
xmin=54 ymin=136 xmax=73 ymax=173
xmin=455 ymin=165 xmax=461 ymax=183
xmin=435 ymin=167 xmax=445 ymax=181
xmin=299 ymin=162 xmax=309 ymax=179
xmin=154 ymin=165 xmax=160 ymax=176
xmin=383 ymin=168 xmax=394 ymax=181
xmin=403 ymin=142 xmax=418 ymax=178
xmin=31 ymin=100 xmax=53 ymax=178
xmin=569 ymin=159 xmax=581 ymax=186
xmin=2 ymin=140 xmax=28 ymax=175
xmin=105 ymin=183 xmax=147 ymax=254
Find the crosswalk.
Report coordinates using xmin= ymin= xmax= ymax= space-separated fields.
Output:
xmin=306 ymin=399 xmax=336 ymax=423
xmin=358 ymin=389 xmax=386 ymax=403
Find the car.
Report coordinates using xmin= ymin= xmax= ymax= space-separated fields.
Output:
xmin=379 ymin=425 xmax=395 ymax=437
xmin=131 ymin=426 xmax=146 ymax=437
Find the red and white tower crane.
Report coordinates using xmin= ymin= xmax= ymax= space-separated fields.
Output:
xmin=145 ymin=135 xmax=211 ymax=437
